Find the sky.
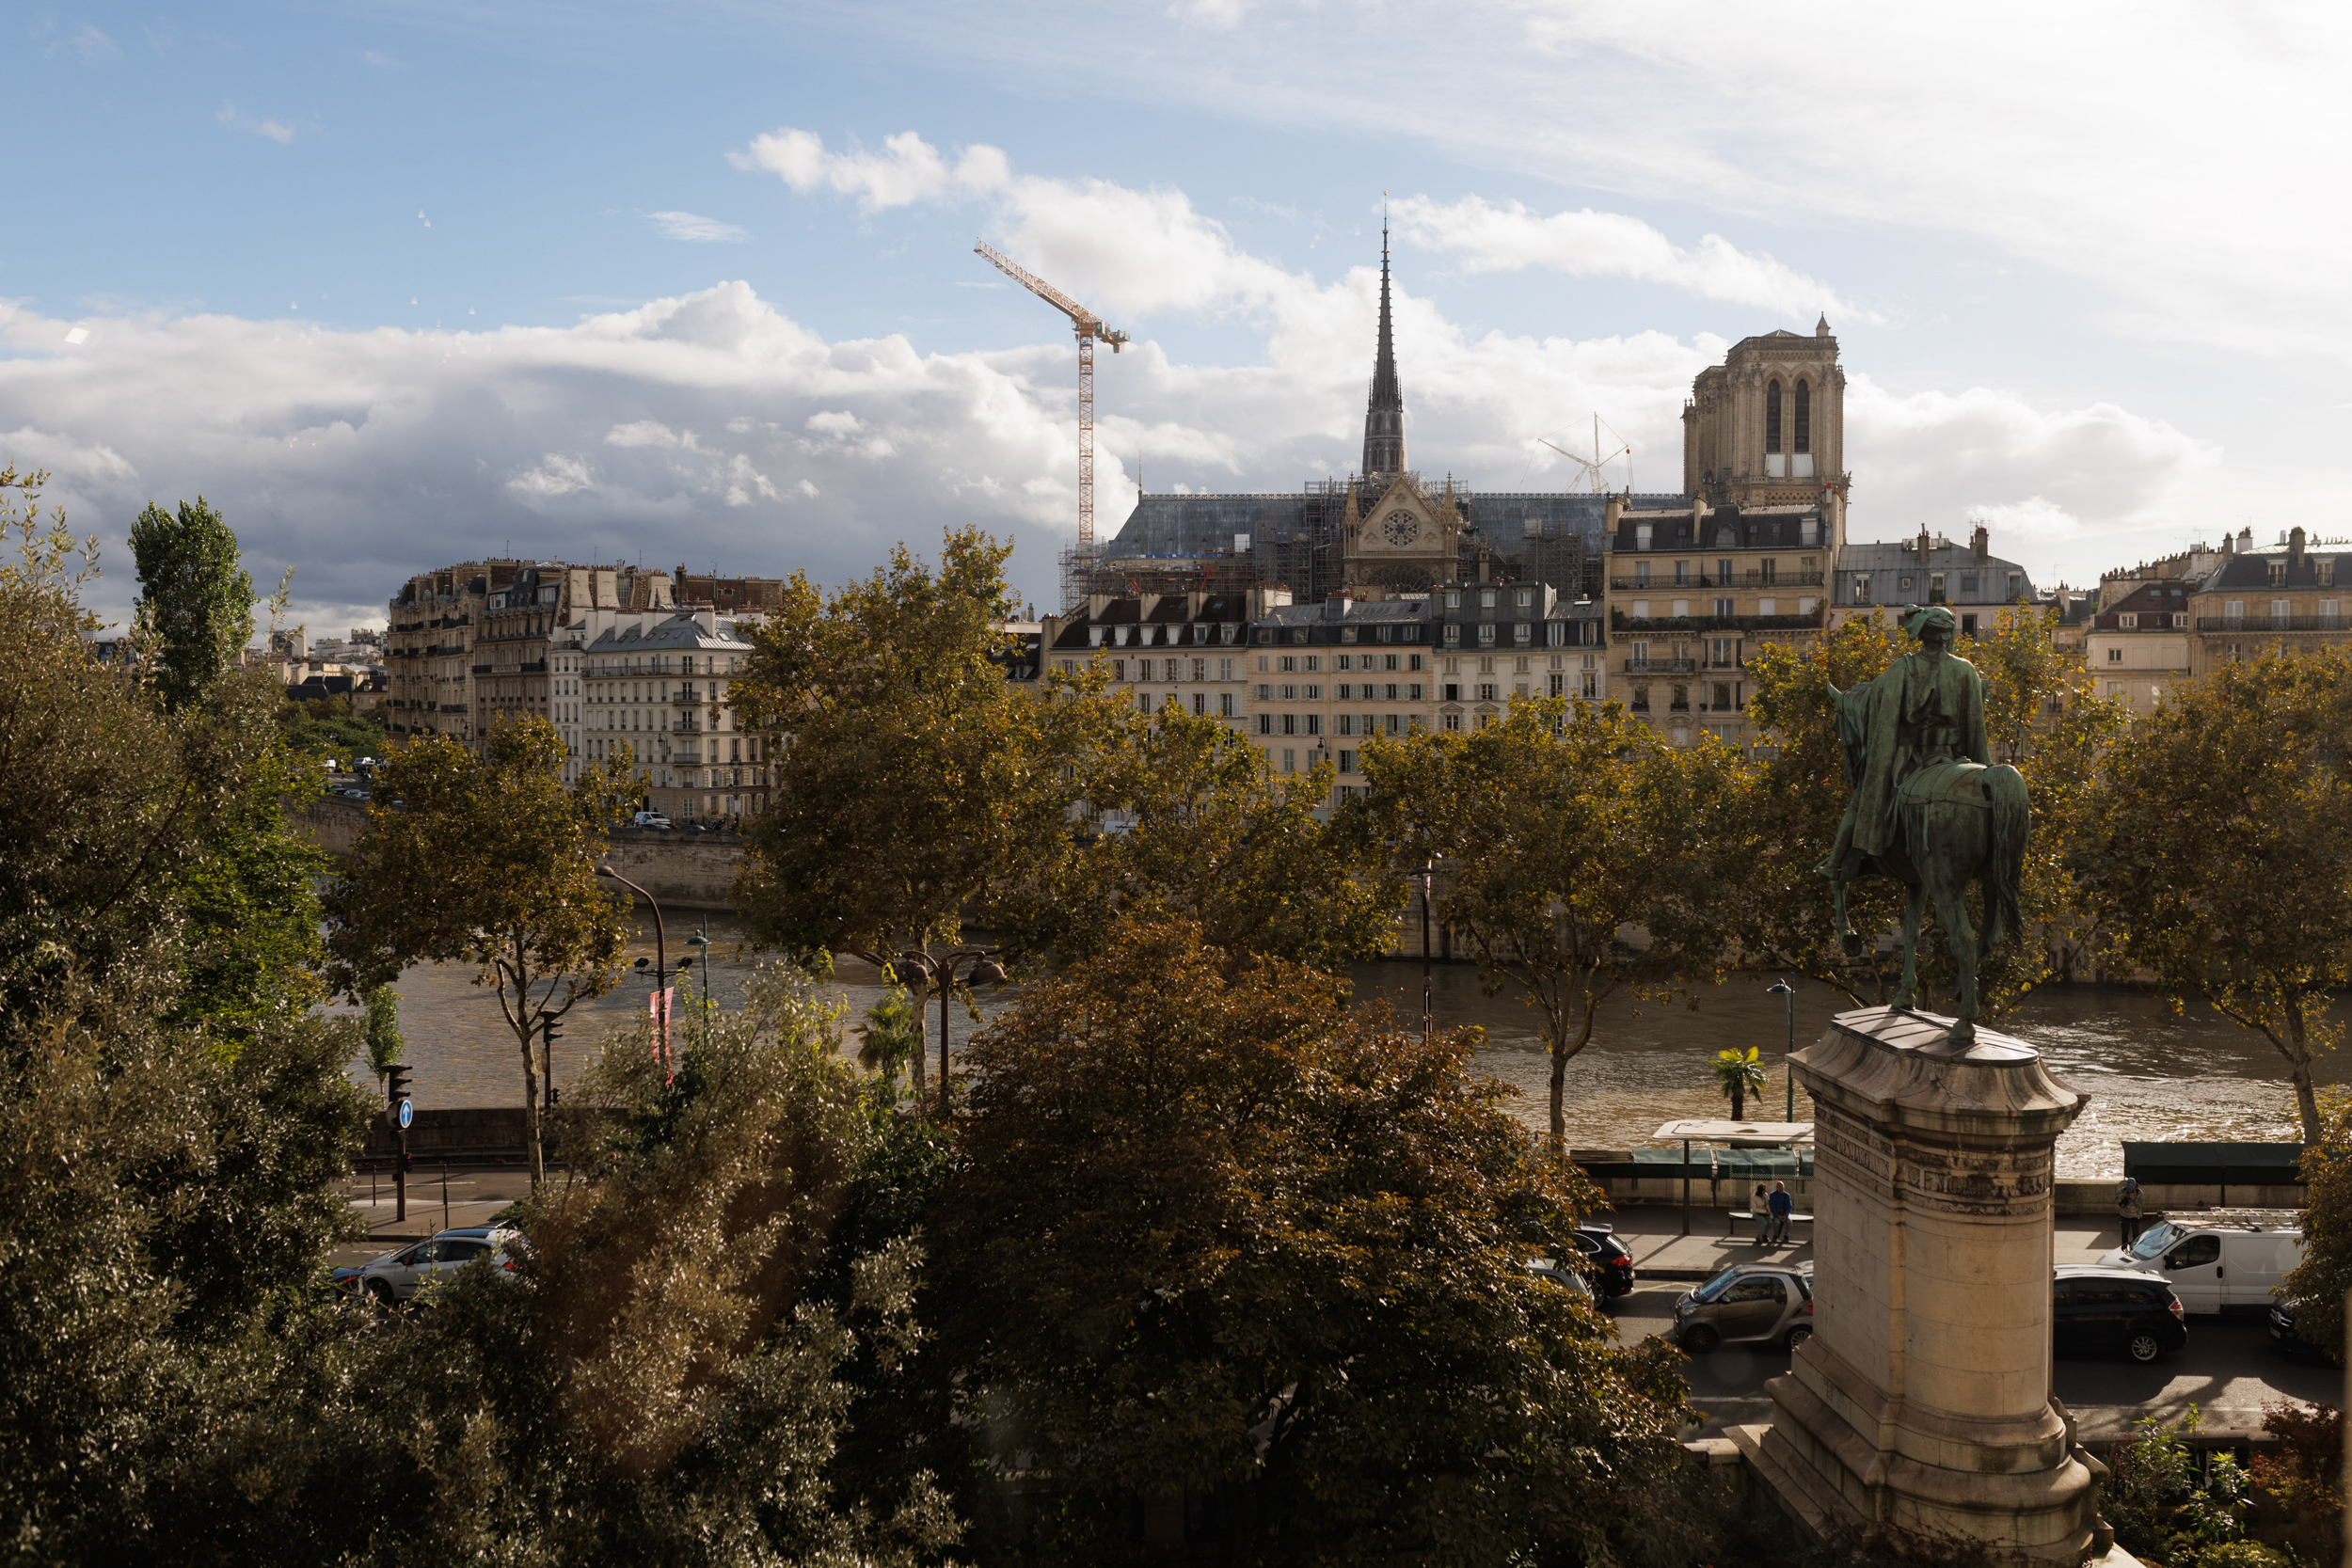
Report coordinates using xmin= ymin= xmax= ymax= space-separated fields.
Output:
xmin=8 ymin=1 xmax=2350 ymax=632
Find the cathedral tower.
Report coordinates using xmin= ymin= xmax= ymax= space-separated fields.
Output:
xmin=1361 ymin=221 xmax=1406 ymax=477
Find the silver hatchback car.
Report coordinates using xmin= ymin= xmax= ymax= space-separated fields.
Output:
xmin=352 ymin=1227 xmax=516 ymax=1305
xmin=1671 ymin=1262 xmax=1814 ymax=1354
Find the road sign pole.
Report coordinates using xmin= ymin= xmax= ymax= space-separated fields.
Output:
xmin=396 ymin=1124 xmax=407 ymax=1222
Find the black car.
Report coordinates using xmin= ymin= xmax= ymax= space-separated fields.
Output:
xmin=2053 ymin=1266 xmax=2186 ymax=1363
xmin=2266 ymin=1299 xmax=2340 ymax=1364
xmin=1574 ymin=1225 xmax=1637 ymax=1300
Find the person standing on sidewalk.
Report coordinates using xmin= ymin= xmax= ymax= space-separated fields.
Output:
xmin=1752 ymin=1184 xmax=1772 ymax=1245
xmin=1768 ymin=1180 xmax=1794 ymax=1246
xmin=2117 ymin=1177 xmax=2144 ymax=1247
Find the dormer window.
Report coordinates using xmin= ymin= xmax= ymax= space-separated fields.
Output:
xmin=1114 ymin=626 xmax=1130 ymax=646
xmin=1516 ymin=588 xmax=1533 ymax=609
xmin=2270 ymin=562 xmax=2287 ymax=586
xmin=1480 ymin=588 xmax=1497 ymax=609
xmin=1445 ymin=589 xmax=1462 ymax=609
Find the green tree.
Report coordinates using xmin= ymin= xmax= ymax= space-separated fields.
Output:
xmin=0 ymin=467 xmax=321 ymax=1035
xmin=1022 ymin=705 xmax=1401 ymax=970
xmin=1356 ymin=696 xmax=1744 ymax=1153
xmin=2077 ymin=649 xmax=2352 ymax=1138
xmin=324 ymin=715 xmax=639 ymax=1186
xmin=856 ymin=981 xmax=923 ymax=1090
xmin=129 ymin=495 xmax=254 ymax=712
xmin=930 ymin=915 xmax=1693 ymax=1566
xmin=1738 ymin=612 xmax=2124 ymax=1013
xmin=1711 ymin=1045 xmax=1768 ymax=1121
xmin=359 ymin=982 xmax=404 ymax=1078
xmin=728 ymin=528 xmax=1124 ymax=1112
xmin=2281 ymin=1086 xmax=2352 ymax=1357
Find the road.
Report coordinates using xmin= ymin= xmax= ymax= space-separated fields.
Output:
xmin=1601 ymin=1285 xmax=2341 ymax=1440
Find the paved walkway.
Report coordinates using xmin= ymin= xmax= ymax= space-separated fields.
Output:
xmin=331 ymin=1164 xmax=542 ymax=1264
xmin=1602 ymin=1203 xmax=2121 ymax=1282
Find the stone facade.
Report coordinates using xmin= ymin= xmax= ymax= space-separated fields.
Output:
xmin=1741 ymin=1007 xmax=2104 ymax=1560
xmin=1683 ymin=318 xmax=1849 ymax=506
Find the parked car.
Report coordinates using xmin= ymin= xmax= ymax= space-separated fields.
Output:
xmin=1525 ymin=1257 xmax=1594 ymax=1301
xmin=1670 ymin=1262 xmax=1813 ymax=1354
xmin=2094 ymin=1216 xmax=2301 ymax=1314
xmin=2052 ymin=1265 xmax=2186 ymax=1363
xmin=1572 ymin=1224 xmax=1637 ymax=1300
xmin=350 ymin=1227 xmax=516 ymax=1305
xmin=631 ymin=811 xmax=672 ymax=830
xmin=2266 ymin=1298 xmax=2340 ymax=1365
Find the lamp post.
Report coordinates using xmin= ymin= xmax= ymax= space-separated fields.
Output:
xmin=1767 ymin=977 xmax=1797 ymax=1121
xmin=894 ymin=944 xmax=1009 ymax=1118
xmin=1419 ymin=863 xmax=1434 ymax=1044
xmin=598 ymin=862 xmax=686 ymax=1075
xmin=687 ymin=917 xmax=711 ymax=1022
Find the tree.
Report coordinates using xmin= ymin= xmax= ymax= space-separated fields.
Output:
xmin=2077 ymin=648 xmax=2352 ymax=1138
xmin=324 ymin=715 xmax=639 ymax=1186
xmin=0 ymin=467 xmax=321 ymax=1035
xmin=1356 ymin=696 xmax=1744 ymax=1153
xmin=2282 ymin=1086 xmax=2352 ymax=1358
xmin=129 ymin=495 xmax=254 ymax=712
xmin=929 ymin=916 xmax=1694 ymax=1566
xmin=1737 ymin=611 xmax=2124 ymax=1012
xmin=1712 ymin=1045 xmax=1768 ymax=1121
xmin=728 ymin=528 xmax=1125 ymax=1112
xmin=359 ymin=982 xmax=404 ymax=1079
xmin=1018 ymin=705 xmax=1402 ymax=970
xmin=855 ymin=981 xmax=922 ymax=1091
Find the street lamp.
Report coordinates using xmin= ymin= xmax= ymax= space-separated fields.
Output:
xmin=894 ymin=944 xmax=1010 ymax=1118
xmin=1766 ymin=977 xmax=1797 ymax=1121
xmin=1418 ymin=863 xmax=1434 ymax=1043
xmin=687 ymin=919 xmax=712 ymax=1022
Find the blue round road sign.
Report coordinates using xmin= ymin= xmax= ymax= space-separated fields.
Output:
xmin=397 ymin=1099 xmax=414 ymax=1131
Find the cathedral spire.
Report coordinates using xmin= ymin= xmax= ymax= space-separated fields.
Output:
xmin=1361 ymin=210 xmax=1406 ymax=476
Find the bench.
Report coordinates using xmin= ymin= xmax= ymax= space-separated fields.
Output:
xmin=1727 ymin=1210 xmax=1814 ymax=1238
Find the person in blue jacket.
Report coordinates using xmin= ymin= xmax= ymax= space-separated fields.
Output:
xmin=1767 ymin=1180 xmax=1795 ymax=1246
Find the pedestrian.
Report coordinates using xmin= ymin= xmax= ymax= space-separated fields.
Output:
xmin=1769 ymin=1180 xmax=1795 ymax=1246
xmin=1752 ymin=1184 xmax=1771 ymax=1245
xmin=2118 ymin=1177 xmax=2144 ymax=1248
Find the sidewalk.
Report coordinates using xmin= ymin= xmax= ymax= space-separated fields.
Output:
xmin=1601 ymin=1204 xmax=2122 ymax=1282
xmin=331 ymin=1164 xmax=541 ymax=1264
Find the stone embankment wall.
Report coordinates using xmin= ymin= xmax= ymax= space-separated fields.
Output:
xmin=294 ymin=798 xmax=744 ymax=911
xmin=358 ymin=1106 xmax=618 ymax=1163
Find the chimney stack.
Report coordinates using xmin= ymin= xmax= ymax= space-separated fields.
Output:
xmin=1970 ymin=523 xmax=1990 ymax=562
xmin=2290 ymin=525 xmax=2307 ymax=566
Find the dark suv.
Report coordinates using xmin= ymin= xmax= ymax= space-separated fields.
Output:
xmin=2053 ymin=1266 xmax=2186 ymax=1364
xmin=1574 ymin=1225 xmax=1636 ymax=1300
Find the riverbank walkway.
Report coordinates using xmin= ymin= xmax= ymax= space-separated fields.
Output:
xmin=1601 ymin=1204 xmax=2119 ymax=1282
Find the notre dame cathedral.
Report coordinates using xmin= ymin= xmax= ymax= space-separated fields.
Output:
xmin=1077 ymin=228 xmax=1846 ymax=609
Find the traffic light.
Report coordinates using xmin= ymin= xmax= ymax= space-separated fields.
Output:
xmin=385 ymin=1063 xmax=412 ymax=1125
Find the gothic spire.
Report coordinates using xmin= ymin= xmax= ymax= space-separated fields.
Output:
xmin=1361 ymin=212 xmax=1406 ymax=476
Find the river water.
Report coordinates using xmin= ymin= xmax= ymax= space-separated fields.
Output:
xmin=338 ymin=911 xmax=2337 ymax=1178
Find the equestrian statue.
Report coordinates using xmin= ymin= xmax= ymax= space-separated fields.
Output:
xmin=1816 ymin=604 xmax=2030 ymax=1048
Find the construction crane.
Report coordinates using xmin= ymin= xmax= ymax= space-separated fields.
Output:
xmin=975 ymin=237 xmax=1129 ymax=550
xmin=1538 ymin=414 xmax=1634 ymax=495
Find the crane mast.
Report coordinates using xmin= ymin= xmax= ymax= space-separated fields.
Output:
xmin=974 ymin=238 xmax=1128 ymax=552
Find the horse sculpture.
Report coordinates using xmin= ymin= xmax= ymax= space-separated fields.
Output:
xmin=1820 ymin=608 xmax=2031 ymax=1048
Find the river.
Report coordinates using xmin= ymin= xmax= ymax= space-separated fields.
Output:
xmin=337 ymin=911 xmax=2335 ymax=1178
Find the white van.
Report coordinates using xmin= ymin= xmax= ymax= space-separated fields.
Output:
xmin=2096 ymin=1216 xmax=2302 ymax=1314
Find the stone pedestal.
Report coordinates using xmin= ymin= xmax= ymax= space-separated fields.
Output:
xmin=1744 ymin=1006 xmax=2102 ymax=1560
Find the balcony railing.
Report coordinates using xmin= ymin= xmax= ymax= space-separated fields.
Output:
xmin=671 ymin=688 xmax=707 ymax=705
xmin=1611 ymin=570 xmax=1824 ymax=592
xmin=2194 ymin=616 xmax=2345 ymax=633
xmin=1612 ymin=609 xmax=1827 ymax=633
xmin=1621 ymin=657 xmax=1697 ymax=674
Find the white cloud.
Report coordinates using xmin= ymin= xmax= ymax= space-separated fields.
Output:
xmin=1391 ymin=196 xmax=1865 ymax=321
xmin=509 ymin=453 xmax=595 ymax=497
xmin=216 ymin=104 xmax=295 ymax=144
xmin=729 ymin=128 xmax=1009 ymax=211
xmin=647 ymin=210 xmax=750 ymax=244
xmin=0 ymin=249 xmax=2244 ymax=634
xmin=860 ymin=3 xmax=2352 ymax=364
xmin=49 ymin=24 xmax=119 ymax=63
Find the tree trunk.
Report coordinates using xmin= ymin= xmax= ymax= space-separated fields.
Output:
xmin=516 ymin=1011 xmax=544 ymax=1190
xmin=2284 ymin=999 xmax=2321 ymax=1143
xmin=905 ymin=971 xmax=930 ymax=1101
xmin=1731 ymin=1086 xmax=1745 ymax=1122
xmin=1549 ymin=1025 xmax=1567 ymax=1157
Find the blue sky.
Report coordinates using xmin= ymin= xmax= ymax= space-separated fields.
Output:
xmin=8 ymin=2 xmax=2348 ymax=626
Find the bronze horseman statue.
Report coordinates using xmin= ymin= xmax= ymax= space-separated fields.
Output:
xmin=1816 ymin=604 xmax=2030 ymax=1047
